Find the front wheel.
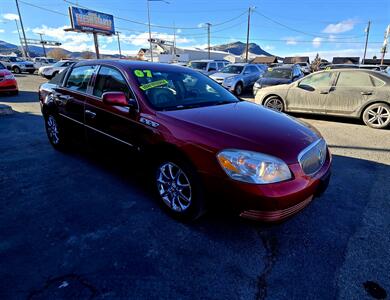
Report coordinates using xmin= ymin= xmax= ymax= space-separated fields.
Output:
xmin=234 ymin=83 xmax=243 ymax=96
xmin=155 ymin=159 xmax=206 ymax=221
xmin=362 ymin=103 xmax=390 ymax=129
xmin=12 ymin=66 xmax=21 ymax=74
xmin=44 ymin=114 xmax=68 ymax=150
xmin=263 ymin=96 xmax=284 ymax=112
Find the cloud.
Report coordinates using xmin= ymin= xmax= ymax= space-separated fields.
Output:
xmin=328 ymin=34 xmax=336 ymax=42
xmin=312 ymin=37 xmax=322 ymax=48
xmin=282 ymin=47 xmax=379 ymax=61
xmin=322 ymin=19 xmax=357 ymax=34
xmin=120 ymin=32 xmax=192 ymax=47
xmin=176 ymin=29 xmax=182 ymax=34
xmin=0 ymin=29 xmax=5 ymax=33
xmin=264 ymin=45 xmax=274 ymax=51
xmin=2 ymin=13 xmax=19 ymax=21
xmin=285 ymin=37 xmax=298 ymax=45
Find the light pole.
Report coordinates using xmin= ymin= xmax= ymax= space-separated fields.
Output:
xmin=116 ymin=31 xmax=122 ymax=59
xmin=38 ymin=33 xmax=47 ymax=57
xmin=146 ymin=0 xmax=169 ymax=62
xmin=205 ymin=23 xmax=211 ymax=59
xmin=15 ymin=0 xmax=29 ymax=57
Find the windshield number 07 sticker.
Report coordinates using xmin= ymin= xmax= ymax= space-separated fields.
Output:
xmin=134 ymin=69 xmax=152 ymax=78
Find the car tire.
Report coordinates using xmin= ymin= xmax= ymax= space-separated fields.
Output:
xmin=234 ymin=82 xmax=243 ymax=96
xmin=12 ymin=66 xmax=21 ymax=74
xmin=44 ymin=113 xmax=68 ymax=150
xmin=362 ymin=103 xmax=390 ymax=129
xmin=155 ymin=157 xmax=206 ymax=221
xmin=263 ymin=96 xmax=284 ymax=112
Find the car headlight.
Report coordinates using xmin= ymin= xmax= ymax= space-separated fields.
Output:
xmin=254 ymin=82 xmax=261 ymax=89
xmin=223 ymin=76 xmax=236 ymax=84
xmin=4 ymin=74 xmax=15 ymax=80
xmin=217 ymin=149 xmax=291 ymax=184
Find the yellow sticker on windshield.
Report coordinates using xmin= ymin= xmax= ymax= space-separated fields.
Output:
xmin=325 ymin=66 xmax=331 ymax=71
xmin=268 ymin=67 xmax=273 ymax=71
xmin=134 ymin=69 xmax=153 ymax=77
xmin=139 ymin=79 xmax=168 ymax=91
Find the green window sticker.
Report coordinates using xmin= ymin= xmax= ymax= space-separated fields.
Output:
xmin=134 ymin=69 xmax=153 ymax=78
xmin=139 ymin=79 xmax=168 ymax=91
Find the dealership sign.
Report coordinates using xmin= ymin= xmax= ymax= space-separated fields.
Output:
xmin=69 ymin=7 xmax=115 ymax=35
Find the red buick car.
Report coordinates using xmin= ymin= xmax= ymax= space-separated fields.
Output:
xmin=0 ymin=62 xmax=18 ymax=95
xmin=39 ymin=60 xmax=331 ymax=221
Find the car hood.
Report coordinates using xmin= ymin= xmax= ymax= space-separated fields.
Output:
xmin=158 ymin=101 xmax=321 ymax=164
xmin=258 ymin=77 xmax=292 ymax=86
xmin=0 ymin=69 xmax=11 ymax=76
xmin=210 ymin=72 xmax=238 ymax=80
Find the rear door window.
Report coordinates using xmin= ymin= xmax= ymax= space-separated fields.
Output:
xmin=336 ymin=72 xmax=373 ymax=87
xmin=208 ymin=62 xmax=217 ymax=71
xmin=299 ymin=72 xmax=333 ymax=88
xmin=65 ymin=65 xmax=97 ymax=93
xmin=93 ymin=66 xmax=134 ymax=99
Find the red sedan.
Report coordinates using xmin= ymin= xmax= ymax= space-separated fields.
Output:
xmin=0 ymin=62 xmax=18 ymax=95
xmin=39 ymin=60 xmax=331 ymax=222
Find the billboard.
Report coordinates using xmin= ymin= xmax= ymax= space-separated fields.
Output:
xmin=69 ymin=7 xmax=115 ymax=35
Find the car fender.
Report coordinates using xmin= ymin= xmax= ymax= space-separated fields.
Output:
xmin=357 ymin=98 xmax=390 ymax=118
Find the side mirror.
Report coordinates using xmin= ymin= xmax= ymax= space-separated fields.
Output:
xmin=102 ymin=92 xmax=130 ymax=107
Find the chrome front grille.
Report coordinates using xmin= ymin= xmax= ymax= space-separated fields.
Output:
xmin=298 ymin=139 xmax=327 ymax=176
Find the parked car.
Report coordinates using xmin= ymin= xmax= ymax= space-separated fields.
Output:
xmin=318 ymin=62 xmax=331 ymax=70
xmin=32 ymin=57 xmax=57 ymax=69
xmin=188 ymin=59 xmax=229 ymax=75
xmin=209 ymin=63 xmax=266 ymax=95
xmin=0 ymin=62 xmax=18 ymax=95
xmin=38 ymin=60 xmax=77 ymax=79
xmin=325 ymin=64 xmax=360 ymax=70
xmin=296 ymin=62 xmax=311 ymax=74
xmin=39 ymin=60 xmax=331 ymax=221
xmin=254 ymin=69 xmax=390 ymax=129
xmin=0 ymin=56 xmax=35 ymax=74
xmin=253 ymin=64 xmax=304 ymax=97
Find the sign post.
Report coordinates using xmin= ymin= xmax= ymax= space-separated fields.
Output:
xmin=65 ymin=6 xmax=115 ymax=59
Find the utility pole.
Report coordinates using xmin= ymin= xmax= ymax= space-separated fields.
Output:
xmin=380 ymin=25 xmax=390 ymax=65
xmin=14 ymin=19 xmax=26 ymax=57
xmin=173 ymin=22 xmax=176 ymax=56
xmin=245 ymin=7 xmax=254 ymax=62
xmin=362 ymin=20 xmax=370 ymax=65
xmin=93 ymin=32 xmax=100 ymax=59
xmin=147 ymin=0 xmax=153 ymax=62
xmin=116 ymin=31 xmax=122 ymax=59
xmin=206 ymin=23 xmax=211 ymax=59
xmin=38 ymin=33 xmax=47 ymax=57
xmin=15 ymin=0 xmax=29 ymax=57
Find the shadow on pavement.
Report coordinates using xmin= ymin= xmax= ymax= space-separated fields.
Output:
xmin=0 ymin=111 xmax=389 ymax=300
xmin=0 ymin=91 xmax=39 ymax=103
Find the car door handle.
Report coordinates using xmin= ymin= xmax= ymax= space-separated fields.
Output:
xmin=85 ymin=110 xmax=96 ymax=118
xmin=360 ymin=91 xmax=373 ymax=95
xmin=319 ymin=90 xmax=329 ymax=94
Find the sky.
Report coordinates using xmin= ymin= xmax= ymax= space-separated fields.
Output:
xmin=0 ymin=0 xmax=389 ymax=60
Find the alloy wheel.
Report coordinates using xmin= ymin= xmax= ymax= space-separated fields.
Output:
xmin=366 ymin=105 xmax=390 ymax=127
xmin=264 ymin=97 xmax=283 ymax=112
xmin=156 ymin=162 xmax=192 ymax=212
xmin=46 ymin=115 xmax=60 ymax=145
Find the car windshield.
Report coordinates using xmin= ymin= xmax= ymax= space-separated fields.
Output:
xmin=47 ymin=59 xmax=56 ymax=63
xmin=189 ymin=62 xmax=208 ymax=70
xmin=298 ymin=63 xmax=307 ymax=66
xmin=132 ymin=68 xmax=239 ymax=111
xmin=220 ymin=65 xmax=244 ymax=74
xmin=52 ymin=61 xmax=66 ymax=67
xmin=263 ymin=68 xmax=292 ymax=79
xmin=8 ymin=57 xmax=23 ymax=62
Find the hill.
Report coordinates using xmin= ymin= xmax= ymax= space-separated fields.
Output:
xmin=211 ymin=41 xmax=273 ymax=56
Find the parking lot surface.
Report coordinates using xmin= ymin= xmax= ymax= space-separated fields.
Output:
xmin=1 ymin=74 xmax=389 ymax=299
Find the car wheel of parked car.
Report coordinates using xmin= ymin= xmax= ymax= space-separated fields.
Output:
xmin=12 ymin=66 xmax=21 ymax=74
xmin=264 ymin=96 xmax=284 ymax=112
xmin=362 ymin=103 xmax=390 ymax=129
xmin=44 ymin=114 xmax=67 ymax=150
xmin=155 ymin=159 xmax=205 ymax=221
xmin=234 ymin=83 xmax=243 ymax=96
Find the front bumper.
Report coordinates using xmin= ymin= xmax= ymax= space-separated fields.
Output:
xmin=202 ymin=150 xmax=332 ymax=222
xmin=0 ymin=80 xmax=18 ymax=92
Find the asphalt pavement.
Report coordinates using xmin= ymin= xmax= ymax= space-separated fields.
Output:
xmin=0 ymin=74 xmax=389 ymax=300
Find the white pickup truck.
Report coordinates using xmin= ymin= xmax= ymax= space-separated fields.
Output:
xmin=32 ymin=57 xmax=57 ymax=69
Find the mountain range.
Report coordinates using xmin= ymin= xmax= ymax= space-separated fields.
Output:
xmin=0 ymin=40 xmax=273 ymax=58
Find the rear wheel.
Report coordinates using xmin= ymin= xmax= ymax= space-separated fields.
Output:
xmin=44 ymin=114 xmax=68 ymax=150
xmin=234 ymin=82 xmax=243 ymax=96
xmin=155 ymin=158 xmax=206 ymax=221
xmin=362 ymin=103 xmax=390 ymax=129
xmin=263 ymin=96 xmax=284 ymax=112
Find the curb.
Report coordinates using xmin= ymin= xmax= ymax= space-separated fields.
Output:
xmin=0 ymin=104 xmax=14 ymax=115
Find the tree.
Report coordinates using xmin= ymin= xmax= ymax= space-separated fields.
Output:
xmin=47 ymin=48 xmax=69 ymax=60
xmin=80 ymin=51 xmax=95 ymax=59
xmin=311 ymin=53 xmax=322 ymax=72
